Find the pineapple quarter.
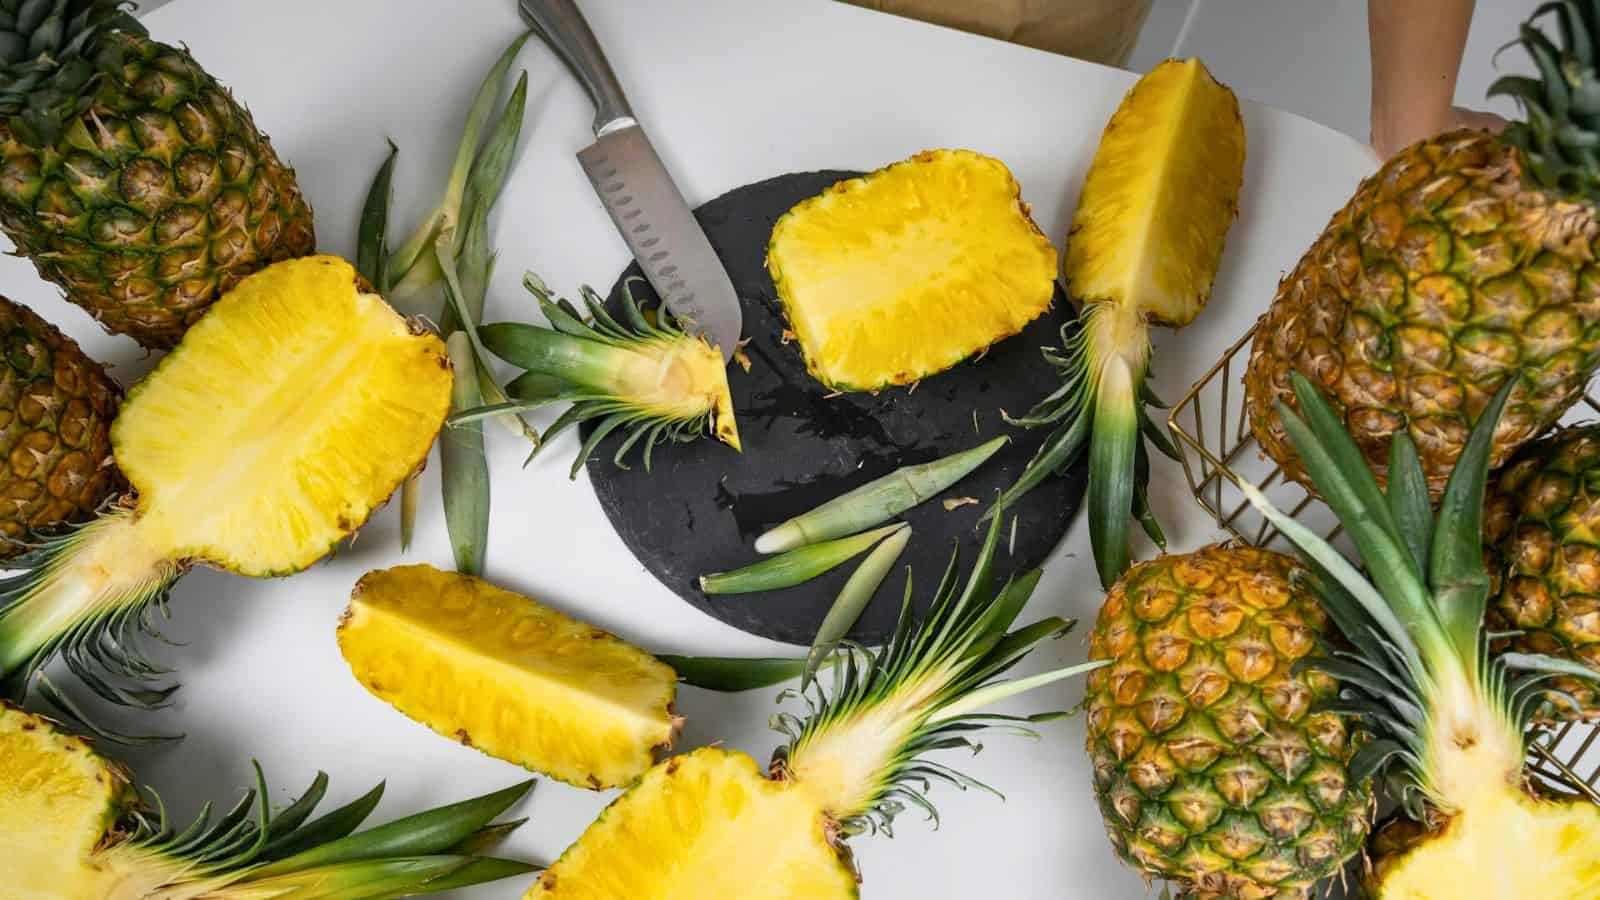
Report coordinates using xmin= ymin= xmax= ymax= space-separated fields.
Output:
xmin=1066 ymin=57 xmax=1245 ymax=327
xmin=766 ymin=149 xmax=1058 ymax=391
xmin=339 ymin=565 xmax=678 ymax=790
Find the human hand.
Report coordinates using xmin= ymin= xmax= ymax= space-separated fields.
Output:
xmin=1371 ymin=105 xmax=1508 ymax=160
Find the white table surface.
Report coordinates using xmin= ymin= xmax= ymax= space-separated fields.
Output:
xmin=4 ymin=1 xmax=1379 ymax=897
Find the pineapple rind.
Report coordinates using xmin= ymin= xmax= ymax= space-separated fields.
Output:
xmin=339 ymin=564 xmax=678 ymax=790
xmin=1484 ymin=424 xmax=1600 ymax=721
xmin=767 ymin=149 xmax=1057 ymax=391
xmin=1246 ymin=131 xmax=1600 ymax=497
xmin=1085 ymin=545 xmax=1371 ymax=897
xmin=1066 ymin=58 xmax=1244 ymax=326
xmin=112 ymin=256 xmax=451 ymax=576
xmin=0 ymin=30 xmax=315 ymax=349
xmin=528 ymin=747 xmax=858 ymax=899
xmin=0 ymin=702 xmax=135 ymax=899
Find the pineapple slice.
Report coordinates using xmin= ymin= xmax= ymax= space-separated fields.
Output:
xmin=339 ymin=565 xmax=679 ymax=789
xmin=767 ymin=149 xmax=1058 ymax=391
xmin=1 ymin=701 xmax=535 ymax=898
xmin=0 ymin=255 xmax=452 ymax=729
xmin=527 ymin=748 xmax=857 ymax=899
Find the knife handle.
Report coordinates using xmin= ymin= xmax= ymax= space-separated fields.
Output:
xmin=519 ymin=0 xmax=634 ymax=134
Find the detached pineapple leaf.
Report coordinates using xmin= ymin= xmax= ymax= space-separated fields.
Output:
xmin=441 ymin=334 xmax=490 ymax=576
xmin=658 ymin=655 xmax=814 ymax=692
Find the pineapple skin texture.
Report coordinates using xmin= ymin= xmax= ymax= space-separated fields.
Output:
xmin=339 ymin=564 xmax=678 ymax=790
xmin=0 ymin=32 xmax=315 ymax=349
xmin=1085 ymin=545 xmax=1371 ymax=898
xmin=767 ymin=149 xmax=1058 ymax=391
xmin=0 ymin=296 xmax=121 ymax=556
xmin=0 ymin=702 xmax=137 ymax=899
xmin=1484 ymin=425 xmax=1600 ymax=721
xmin=528 ymin=747 xmax=859 ymax=900
xmin=1246 ymin=131 xmax=1600 ymax=497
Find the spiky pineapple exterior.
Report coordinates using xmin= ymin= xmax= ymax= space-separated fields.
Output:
xmin=1483 ymin=424 xmax=1600 ymax=721
xmin=1085 ymin=544 xmax=1372 ymax=897
xmin=0 ymin=4 xmax=315 ymax=349
xmin=1245 ymin=129 xmax=1600 ymax=497
xmin=0 ymin=294 xmax=120 ymax=554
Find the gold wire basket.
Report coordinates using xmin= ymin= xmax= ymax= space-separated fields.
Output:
xmin=1166 ymin=322 xmax=1600 ymax=806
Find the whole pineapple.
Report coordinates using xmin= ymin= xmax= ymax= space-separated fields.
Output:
xmin=1085 ymin=544 xmax=1372 ymax=897
xmin=0 ymin=1 xmax=315 ymax=348
xmin=0 ymin=293 xmax=119 ymax=553
xmin=1483 ymin=424 xmax=1600 ymax=721
xmin=1245 ymin=6 xmax=1600 ymax=496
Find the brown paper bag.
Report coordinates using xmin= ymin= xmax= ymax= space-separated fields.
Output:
xmin=844 ymin=0 xmax=1152 ymax=67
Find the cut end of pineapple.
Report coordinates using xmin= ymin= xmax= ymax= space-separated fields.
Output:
xmin=1066 ymin=58 xmax=1244 ymax=327
xmin=1375 ymin=790 xmax=1600 ymax=898
xmin=112 ymin=256 xmax=452 ymax=576
xmin=339 ymin=564 xmax=678 ymax=790
xmin=768 ymin=149 xmax=1058 ymax=391
xmin=0 ymin=703 xmax=134 ymax=894
xmin=529 ymin=747 xmax=857 ymax=899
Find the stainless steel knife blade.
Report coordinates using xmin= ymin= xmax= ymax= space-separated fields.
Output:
xmin=521 ymin=0 xmax=742 ymax=361
xmin=577 ymin=126 xmax=742 ymax=360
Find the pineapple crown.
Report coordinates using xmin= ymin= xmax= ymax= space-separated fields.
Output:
xmin=0 ymin=0 xmax=144 ymax=143
xmin=463 ymin=272 xmax=739 ymax=475
xmin=1491 ymin=0 xmax=1600 ymax=200
xmin=770 ymin=512 xmax=1106 ymax=837
xmin=0 ymin=508 xmax=183 ymax=745
xmin=103 ymin=764 xmax=535 ymax=896
xmin=1241 ymin=374 xmax=1599 ymax=819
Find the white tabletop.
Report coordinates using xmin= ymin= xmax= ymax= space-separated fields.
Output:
xmin=5 ymin=1 xmax=1379 ymax=897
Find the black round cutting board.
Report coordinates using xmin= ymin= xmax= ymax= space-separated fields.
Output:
xmin=583 ymin=170 xmax=1087 ymax=645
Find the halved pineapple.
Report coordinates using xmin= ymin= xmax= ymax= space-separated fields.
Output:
xmin=527 ymin=748 xmax=857 ymax=899
xmin=1 ymin=703 xmax=134 ymax=897
xmin=339 ymin=565 xmax=679 ymax=789
xmin=767 ymin=149 xmax=1058 ymax=390
xmin=1 ymin=702 xmax=535 ymax=898
xmin=0 ymin=255 xmax=453 ymax=724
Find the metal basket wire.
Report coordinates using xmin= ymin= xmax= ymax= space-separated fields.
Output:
xmin=1166 ymin=321 xmax=1600 ymax=806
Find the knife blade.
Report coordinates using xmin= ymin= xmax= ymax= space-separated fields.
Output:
xmin=520 ymin=0 xmax=742 ymax=361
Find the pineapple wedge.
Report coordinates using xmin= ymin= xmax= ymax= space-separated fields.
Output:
xmin=339 ymin=565 xmax=679 ymax=789
xmin=767 ymin=149 xmax=1058 ymax=391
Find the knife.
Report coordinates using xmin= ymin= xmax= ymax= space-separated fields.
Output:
xmin=519 ymin=0 xmax=743 ymax=362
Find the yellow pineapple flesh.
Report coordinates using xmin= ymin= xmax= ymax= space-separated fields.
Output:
xmin=339 ymin=565 xmax=678 ymax=790
xmin=0 ymin=255 xmax=452 ymax=716
xmin=767 ymin=148 xmax=1058 ymax=391
xmin=0 ymin=703 xmax=134 ymax=898
xmin=113 ymin=255 xmax=451 ymax=575
xmin=526 ymin=748 xmax=858 ymax=899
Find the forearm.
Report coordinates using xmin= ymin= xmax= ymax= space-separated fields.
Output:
xmin=1369 ymin=0 xmax=1475 ymax=154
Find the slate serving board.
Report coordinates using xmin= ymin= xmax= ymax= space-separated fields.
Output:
xmin=583 ymin=170 xmax=1087 ymax=645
